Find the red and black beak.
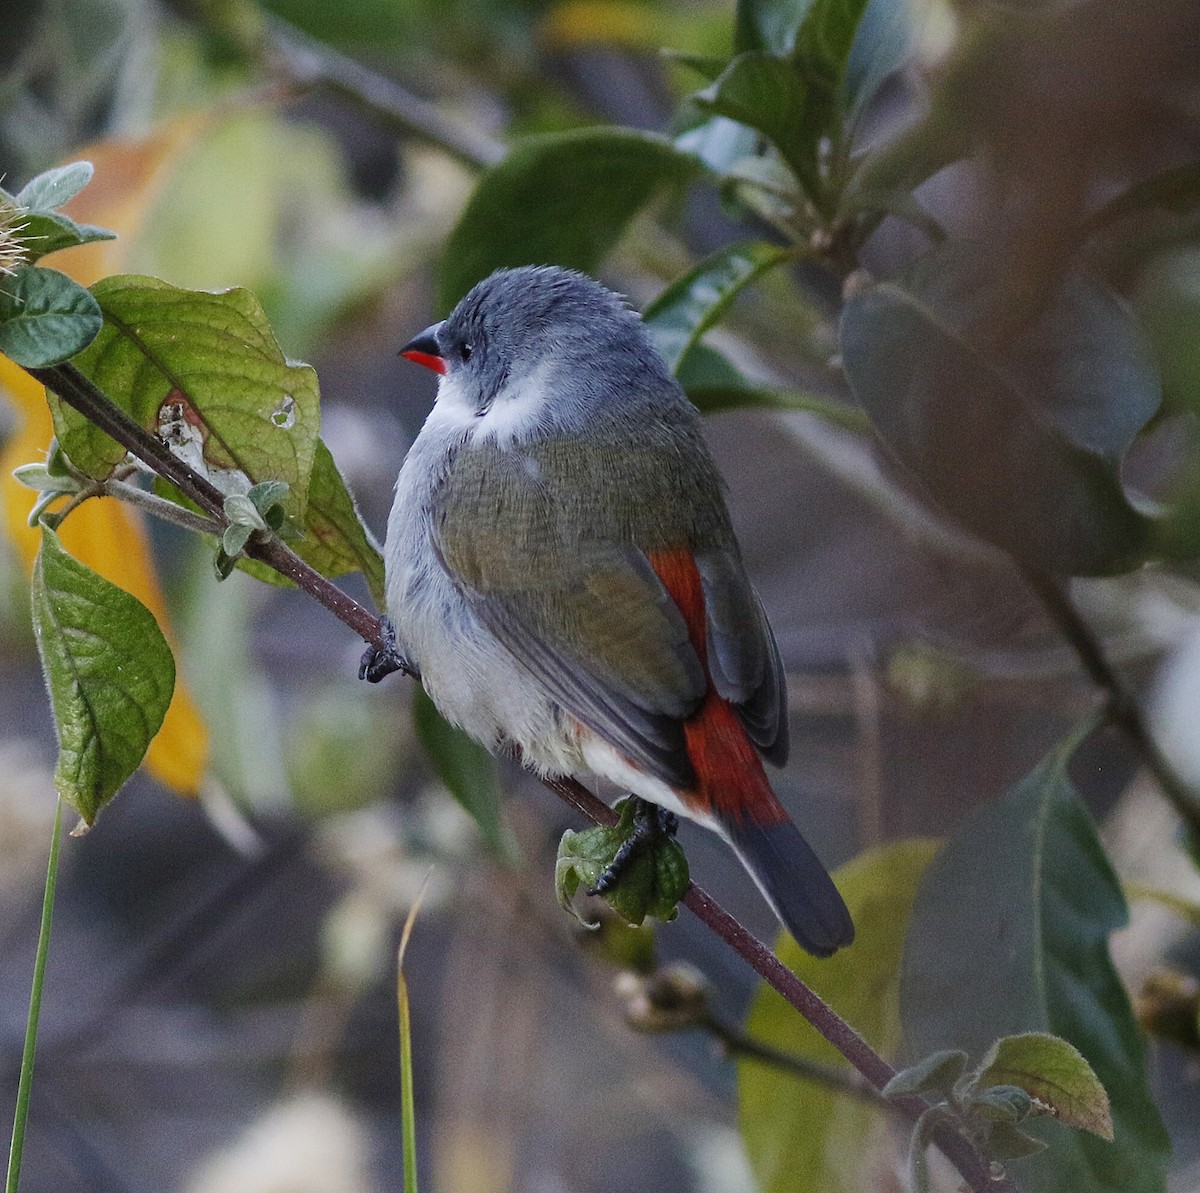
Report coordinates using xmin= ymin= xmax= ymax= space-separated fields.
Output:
xmin=400 ymin=322 xmax=446 ymax=375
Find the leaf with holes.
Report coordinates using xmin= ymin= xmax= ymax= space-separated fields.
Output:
xmin=31 ymin=523 xmax=175 ymax=824
xmin=56 ymin=275 xmax=319 ymax=523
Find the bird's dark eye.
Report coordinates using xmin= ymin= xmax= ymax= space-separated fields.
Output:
xmin=460 ymin=343 xmax=473 ymax=362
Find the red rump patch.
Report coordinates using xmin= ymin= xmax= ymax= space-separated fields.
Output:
xmin=402 ymin=349 xmax=447 ymax=375
xmin=646 ymin=549 xmax=786 ymax=828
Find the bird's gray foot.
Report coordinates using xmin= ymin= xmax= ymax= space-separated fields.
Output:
xmin=590 ymin=798 xmax=678 ymax=895
xmin=358 ymin=616 xmax=419 ymax=683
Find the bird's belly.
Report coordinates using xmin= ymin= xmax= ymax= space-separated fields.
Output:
xmin=387 ymin=528 xmax=583 ymax=777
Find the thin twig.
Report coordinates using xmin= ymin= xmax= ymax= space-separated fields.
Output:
xmin=61 ymin=476 xmax=223 ymax=537
xmin=262 ymin=14 xmax=505 ymax=170
xmin=1022 ymin=566 xmax=1200 ymax=838
xmin=701 ymin=1011 xmax=885 ymax=1103
xmin=23 ymin=361 xmax=1002 ymax=1193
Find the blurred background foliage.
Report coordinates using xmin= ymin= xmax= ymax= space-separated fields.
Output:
xmin=3 ymin=0 xmax=1200 ymax=1190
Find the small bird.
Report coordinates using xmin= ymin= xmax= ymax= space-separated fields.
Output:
xmin=383 ymin=265 xmax=854 ymax=956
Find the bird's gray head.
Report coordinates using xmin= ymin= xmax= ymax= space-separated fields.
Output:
xmin=400 ymin=266 xmax=680 ymax=436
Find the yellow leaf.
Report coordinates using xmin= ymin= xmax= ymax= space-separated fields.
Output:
xmin=540 ymin=0 xmax=665 ymax=50
xmin=1 ymin=115 xmax=213 ymax=795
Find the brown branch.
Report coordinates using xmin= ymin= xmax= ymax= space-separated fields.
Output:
xmin=1022 ymin=566 xmax=1200 ymax=838
xmin=25 ymin=360 xmax=1002 ymax=1193
xmin=261 ymin=14 xmax=505 ymax=170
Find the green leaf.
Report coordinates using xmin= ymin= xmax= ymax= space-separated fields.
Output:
xmin=900 ymin=731 xmax=1171 ymax=1193
xmin=15 ymin=161 xmax=94 ymax=212
xmin=30 ymin=523 xmax=175 ymax=824
xmin=1085 ymin=161 xmax=1200 ymax=237
xmin=221 ymin=522 xmax=255 ymax=556
xmin=220 ymin=442 xmax=386 ymax=603
xmin=971 ymin=1032 xmax=1114 ymax=1141
xmin=881 ymin=1048 xmax=967 ymax=1101
xmin=693 ymin=54 xmax=819 ymax=199
xmin=739 ymin=839 xmax=941 ymax=1193
xmin=791 ymin=0 xmax=873 ymax=118
xmin=986 ymin=1122 xmax=1049 ymax=1161
xmin=412 ymin=687 xmax=515 ymax=862
xmin=61 ymin=276 xmax=320 ymax=525
xmin=643 ymin=241 xmax=794 ymax=371
xmin=674 ymin=114 xmax=761 ymax=174
xmin=676 ymin=342 xmax=871 ymax=429
xmin=16 ymin=212 xmax=117 ymax=264
xmin=437 ymin=128 xmax=699 ymax=314
xmin=556 ymin=797 xmax=690 ymax=927
xmin=735 ymin=0 xmax=815 ymax=54
xmin=0 ymin=266 xmax=103 ymax=367
xmin=246 ymin=479 xmax=290 ymax=518
xmin=840 ymin=245 xmax=1157 ymax=575
xmin=970 ymin=1083 xmax=1035 ymax=1124
xmin=224 ymin=493 xmax=269 ymax=531
xmin=293 ymin=442 xmax=385 ymax=606
xmin=843 ymin=0 xmax=916 ymax=122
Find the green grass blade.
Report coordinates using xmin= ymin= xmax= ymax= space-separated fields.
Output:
xmin=6 ymin=799 xmax=63 ymax=1193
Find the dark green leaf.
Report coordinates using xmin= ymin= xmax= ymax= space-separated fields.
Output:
xmin=900 ymin=731 xmax=1170 ymax=1192
xmin=31 ymin=523 xmax=175 ymax=824
xmin=16 ymin=161 xmax=94 ymax=212
xmin=693 ymin=54 xmax=819 ymax=199
xmin=676 ymin=342 xmax=871 ymax=428
xmin=740 ymin=839 xmax=940 ymax=1193
xmin=16 ymin=212 xmax=116 ymax=263
xmin=844 ymin=0 xmax=917 ymax=121
xmin=1085 ymin=161 xmax=1200 ymax=237
xmin=437 ymin=129 xmax=699 ymax=314
xmin=62 ymin=276 xmax=320 ymax=526
xmin=0 ymin=266 xmax=102 ymax=367
xmin=881 ymin=1049 xmax=968 ymax=1100
xmin=971 ymin=1032 xmax=1113 ymax=1140
xmin=986 ymin=1122 xmax=1049 ymax=1162
xmin=661 ymin=50 xmax=732 ymax=83
xmin=295 ymin=441 xmax=385 ymax=606
xmin=643 ymin=241 xmax=794 ymax=371
xmin=735 ymin=0 xmax=814 ymax=54
xmin=840 ymin=246 xmax=1157 ymax=574
xmin=791 ymin=0 xmax=872 ymax=117
xmin=556 ymin=798 xmax=690 ymax=927
xmin=412 ymin=687 xmax=515 ymax=862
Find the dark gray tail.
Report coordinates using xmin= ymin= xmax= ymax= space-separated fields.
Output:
xmin=723 ymin=816 xmax=855 ymax=957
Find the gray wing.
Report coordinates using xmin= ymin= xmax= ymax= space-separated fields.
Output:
xmin=696 ymin=548 xmax=788 ymax=766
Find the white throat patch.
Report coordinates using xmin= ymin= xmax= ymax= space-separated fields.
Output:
xmin=426 ymin=362 xmax=553 ymax=449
